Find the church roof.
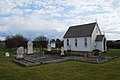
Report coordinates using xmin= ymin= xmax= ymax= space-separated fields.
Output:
xmin=63 ymin=22 xmax=97 ymax=38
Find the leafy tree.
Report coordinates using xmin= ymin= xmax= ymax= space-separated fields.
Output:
xmin=5 ymin=34 xmax=28 ymax=48
xmin=51 ymin=39 xmax=55 ymax=42
xmin=56 ymin=38 xmax=61 ymax=42
xmin=56 ymin=38 xmax=63 ymax=48
xmin=34 ymin=36 xmax=48 ymax=48
xmin=34 ymin=36 xmax=48 ymax=41
xmin=107 ymin=40 xmax=120 ymax=49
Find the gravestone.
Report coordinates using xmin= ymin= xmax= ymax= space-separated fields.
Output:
xmin=16 ymin=46 xmax=24 ymax=59
xmin=27 ymin=41 xmax=33 ymax=54
xmin=57 ymin=48 xmax=59 ymax=51
xmin=34 ymin=50 xmax=36 ymax=52
xmin=24 ymin=49 xmax=27 ymax=53
xmin=5 ymin=52 xmax=10 ymax=57
xmin=47 ymin=40 xmax=51 ymax=51
xmin=60 ymin=47 xmax=64 ymax=56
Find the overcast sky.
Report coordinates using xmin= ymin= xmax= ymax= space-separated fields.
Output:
xmin=0 ymin=0 xmax=120 ymax=40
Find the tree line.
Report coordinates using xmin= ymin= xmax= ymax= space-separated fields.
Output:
xmin=107 ymin=40 xmax=120 ymax=49
xmin=4 ymin=34 xmax=63 ymax=49
xmin=1 ymin=34 xmax=120 ymax=49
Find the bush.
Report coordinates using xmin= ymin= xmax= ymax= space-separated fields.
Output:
xmin=5 ymin=34 xmax=28 ymax=48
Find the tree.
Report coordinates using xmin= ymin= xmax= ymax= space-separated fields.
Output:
xmin=34 ymin=36 xmax=48 ymax=48
xmin=5 ymin=34 xmax=28 ymax=48
xmin=56 ymin=38 xmax=63 ymax=48
xmin=107 ymin=40 xmax=120 ymax=49
xmin=34 ymin=36 xmax=48 ymax=41
xmin=56 ymin=38 xmax=61 ymax=42
xmin=51 ymin=39 xmax=55 ymax=42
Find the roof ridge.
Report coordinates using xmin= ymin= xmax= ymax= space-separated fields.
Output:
xmin=70 ymin=22 xmax=97 ymax=28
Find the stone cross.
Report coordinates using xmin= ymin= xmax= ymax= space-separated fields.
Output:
xmin=16 ymin=46 xmax=24 ymax=59
xmin=27 ymin=40 xmax=33 ymax=54
xmin=5 ymin=52 xmax=10 ymax=57
xmin=60 ymin=47 xmax=64 ymax=56
xmin=47 ymin=40 xmax=51 ymax=51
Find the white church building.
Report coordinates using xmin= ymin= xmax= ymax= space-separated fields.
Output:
xmin=63 ymin=22 xmax=107 ymax=52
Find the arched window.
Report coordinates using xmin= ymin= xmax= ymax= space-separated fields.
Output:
xmin=75 ymin=38 xmax=77 ymax=47
xmin=67 ymin=39 xmax=69 ymax=46
xmin=84 ymin=38 xmax=87 ymax=47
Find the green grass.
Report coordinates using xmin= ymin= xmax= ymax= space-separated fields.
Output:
xmin=0 ymin=49 xmax=120 ymax=80
xmin=107 ymin=49 xmax=120 ymax=56
xmin=33 ymin=47 xmax=60 ymax=51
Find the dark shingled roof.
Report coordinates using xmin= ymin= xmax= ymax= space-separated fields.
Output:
xmin=63 ymin=22 xmax=96 ymax=38
xmin=96 ymin=35 xmax=104 ymax=41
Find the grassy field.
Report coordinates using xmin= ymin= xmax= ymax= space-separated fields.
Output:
xmin=107 ymin=49 xmax=120 ymax=56
xmin=0 ymin=49 xmax=120 ymax=80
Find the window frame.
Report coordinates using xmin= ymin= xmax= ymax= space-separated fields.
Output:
xmin=84 ymin=37 xmax=87 ymax=47
xmin=75 ymin=38 xmax=77 ymax=47
xmin=67 ymin=39 xmax=69 ymax=46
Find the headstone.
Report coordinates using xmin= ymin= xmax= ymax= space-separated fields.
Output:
xmin=60 ymin=47 xmax=64 ymax=56
xmin=16 ymin=46 xmax=24 ymax=59
xmin=96 ymin=58 xmax=99 ymax=63
xmin=34 ymin=50 xmax=36 ymax=52
xmin=24 ymin=49 xmax=27 ymax=53
xmin=27 ymin=40 xmax=33 ymax=54
xmin=57 ymin=48 xmax=59 ymax=51
xmin=47 ymin=40 xmax=51 ymax=51
xmin=5 ymin=52 xmax=10 ymax=57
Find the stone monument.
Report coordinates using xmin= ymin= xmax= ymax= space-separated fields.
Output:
xmin=24 ymin=49 xmax=27 ymax=53
xmin=27 ymin=40 xmax=33 ymax=54
xmin=16 ymin=46 xmax=24 ymax=59
xmin=60 ymin=47 xmax=64 ymax=56
xmin=47 ymin=40 xmax=51 ymax=51
xmin=5 ymin=52 xmax=10 ymax=57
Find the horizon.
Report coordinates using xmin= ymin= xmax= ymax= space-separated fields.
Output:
xmin=0 ymin=0 xmax=120 ymax=40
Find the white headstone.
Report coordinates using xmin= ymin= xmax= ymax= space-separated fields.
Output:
xmin=16 ymin=46 xmax=24 ymax=59
xmin=27 ymin=41 xmax=33 ymax=54
xmin=24 ymin=49 xmax=27 ymax=53
xmin=34 ymin=50 xmax=36 ymax=52
xmin=47 ymin=40 xmax=51 ymax=51
xmin=5 ymin=52 xmax=10 ymax=57
xmin=60 ymin=47 xmax=64 ymax=56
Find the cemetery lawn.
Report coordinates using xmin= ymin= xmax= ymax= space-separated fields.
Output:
xmin=0 ymin=49 xmax=120 ymax=80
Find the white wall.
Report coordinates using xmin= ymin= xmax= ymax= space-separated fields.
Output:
xmin=96 ymin=41 xmax=103 ymax=51
xmin=96 ymin=37 xmax=107 ymax=52
xmin=64 ymin=23 xmax=104 ymax=52
xmin=91 ymin=24 xmax=102 ymax=51
xmin=64 ymin=37 xmax=91 ymax=51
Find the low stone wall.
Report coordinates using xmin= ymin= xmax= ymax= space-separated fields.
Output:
xmin=64 ymin=51 xmax=92 ymax=57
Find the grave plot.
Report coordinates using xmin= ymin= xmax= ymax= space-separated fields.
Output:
xmin=13 ymin=51 xmax=117 ymax=66
xmin=13 ymin=41 xmax=117 ymax=66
